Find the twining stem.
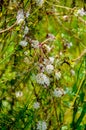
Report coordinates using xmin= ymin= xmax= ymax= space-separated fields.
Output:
xmin=0 ymin=21 xmax=17 ymax=34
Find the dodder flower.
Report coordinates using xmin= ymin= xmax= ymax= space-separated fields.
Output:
xmin=53 ymin=88 xmax=65 ymax=97
xmin=15 ymin=91 xmax=23 ymax=98
xmin=37 ymin=121 xmax=47 ymax=130
xmin=16 ymin=9 xmax=24 ymax=24
xmin=33 ymin=102 xmax=40 ymax=109
xmin=31 ymin=40 xmax=39 ymax=49
xmin=77 ymin=8 xmax=86 ymax=16
xmin=36 ymin=73 xmax=50 ymax=86
xmin=24 ymin=26 xmax=29 ymax=35
xmin=19 ymin=40 xmax=28 ymax=47
xmin=36 ymin=0 xmax=44 ymax=6
xmin=55 ymin=71 xmax=61 ymax=80
xmin=45 ymin=64 xmax=54 ymax=74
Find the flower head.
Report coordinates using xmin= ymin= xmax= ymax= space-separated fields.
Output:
xmin=49 ymin=57 xmax=55 ymax=64
xmin=31 ymin=40 xmax=39 ymax=49
xmin=16 ymin=9 xmax=24 ymax=24
xmin=55 ymin=71 xmax=61 ymax=80
xmin=24 ymin=26 xmax=29 ymax=35
xmin=36 ymin=0 xmax=44 ymax=6
xmin=37 ymin=121 xmax=47 ymax=130
xmin=70 ymin=69 xmax=75 ymax=76
xmin=33 ymin=102 xmax=40 ymax=109
xmin=77 ymin=8 xmax=86 ymax=16
xmin=53 ymin=88 xmax=65 ymax=97
xmin=19 ymin=40 xmax=28 ymax=47
xmin=45 ymin=64 xmax=54 ymax=74
xmin=15 ymin=91 xmax=23 ymax=98
xmin=36 ymin=73 xmax=50 ymax=86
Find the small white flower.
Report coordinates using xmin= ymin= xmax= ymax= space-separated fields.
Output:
xmin=49 ymin=57 xmax=55 ymax=64
xmin=24 ymin=57 xmax=29 ymax=64
xmin=19 ymin=40 xmax=28 ymax=47
xmin=24 ymin=26 xmax=29 ymax=35
xmin=36 ymin=73 xmax=50 ymax=86
xmin=77 ymin=8 xmax=86 ymax=16
xmin=70 ymin=69 xmax=75 ymax=76
xmin=53 ymin=88 xmax=65 ymax=97
xmin=44 ymin=45 xmax=51 ymax=52
xmin=31 ymin=40 xmax=39 ymax=49
xmin=63 ymin=15 xmax=69 ymax=21
xmin=45 ymin=64 xmax=54 ymax=74
xmin=24 ymin=51 xmax=28 ymax=55
xmin=59 ymin=51 xmax=63 ymax=56
xmin=43 ymin=59 xmax=50 ymax=65
xmin=55 ymin=71 xmax=61 ymax=80
xmin=37 ymin=121 xmax=47 ymax=130
xmin=36 ymin=0 xmax=44 ymax=6
xmin=16 ymin=9 xmax=24 ymax=24
xmin=15 ymin=91 xmax=23 ymax=98
xmin=47 ymin=33 xmax=55 ymax=41
xmin=26 ymin=11 xmax=30 ymax=18
xmin=68 ymin=42 xmax=73 ymax=48
xmin=39 ymin=64 xmax=45 ymax=72
xmin=33 ymin=102 xmax=40 ymax=109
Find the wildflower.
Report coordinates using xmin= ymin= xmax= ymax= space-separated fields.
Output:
xmin=45 ymin=64 xmax=54 ymax=74
xmin=59 ymin=51 xmax=63 ymax=56
xmin=33 ymin=102 xmax=40 ymax=109
xmin=15 ymin=91 xmax=23 ymax=98
xmin=44 ymin=44 xmax=51 ymax=52
xmin=19 ymin=40 xmax=28 ymax=47
xmin=37 ymin=121 xmax=47 ymax=130
xmin=24 ymin=26 xmax=29 ymax=35
xmin=47 ymin=33 xmax=55 ymax=41
xmin=70 ymin=69 xmax=75 ymax=76
xmin=31 ymin=40 xmax=39 ymax=49
xmin=24 ymin=57 xmax=29 ymax=64
xmin=24 ymin=51 xmax=28 ymax=55
xmin=49 ymin=57 xmax=55 ymax=64
xmin=55 ymin=71 xmax=61 ymax=80
xmin=16 ymin=9 xmax=24 ymax=24
xmin=77 ymin=8 xmax=86 ymax=16
xmin=39 ymin=64 xmax=45 ymax=72
xmin=26 ymin=11 xmax=30 ymax=18
xmin=36 ymin=0 xmax=44 ymax=6
xmin=53 ymin=88 xmax=65 ymax=97
xmin=64 ymin=42 xmax=73 ymax=49
xmin=63 ymin=15 xmax=69 ymax=21
xmin=67 ymin=42 xmax=72 ymax=48
xmin=36 ymin=73 xmax=50 ymax=86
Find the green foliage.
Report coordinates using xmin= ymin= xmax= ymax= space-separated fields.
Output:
xmin=0 ymin=0 xmax=86 ymax=130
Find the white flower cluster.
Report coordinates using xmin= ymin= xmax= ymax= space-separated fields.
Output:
xmin=43 ymin=57 xmax=55 ymax=65
xmin=45 ymin=64 xmax=54 ymax=74
xmin=35 ymin=0 xmax=44 ymax=6
xmin=33 ymin=102 xmax=40 ymax=109
xmin=36 ymin=73 xmax=50 ymax=86
xmin=24 ymin=26 xmax=29 ymax=35
xmin=70 ymin=69 xmax=75 ymax=76
xmin=47 ymin=33 xmax=55 ymax=41
xmin=15 ymin=91 xmax=23 ymax=98
xmin=55 ymin=71 xmax=61 ymax=80
xmin=19 ymin=40 xmax=28 ymax=47
xmin=16 ymin=9 xmax=24 ymax=24
xmin=31 ymin=40 xmax=39 ymax=49
xmin=44 ymin=44 xmax=51 ymax=52
xmin=53 ymin=88 xmax=65 ymax=97
xmin=49 ymin=57 xmax=55 ymax=64
xmin=67 ymin=42 xmax=72 ymax=48
xmin=37 ymin=121 xmax=47 ymax=130
xmin=77 ymin=8 xmax=86 ymax=16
